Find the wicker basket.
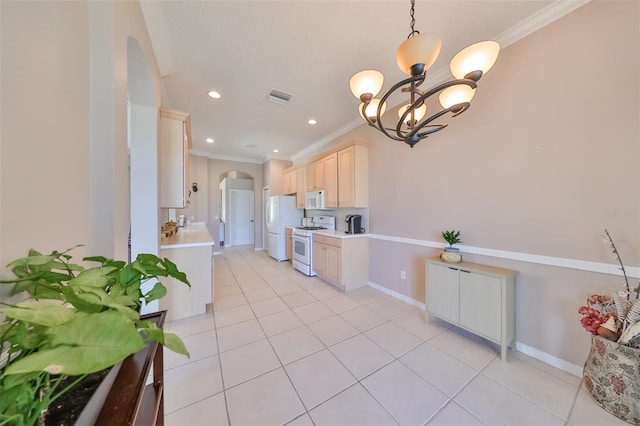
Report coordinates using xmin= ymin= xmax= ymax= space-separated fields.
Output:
xmin=583 ymin=335 xmax=640 ymax=425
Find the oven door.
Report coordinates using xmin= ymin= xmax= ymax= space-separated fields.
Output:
xmin=292 ymin=234 xmax=310 ymax=265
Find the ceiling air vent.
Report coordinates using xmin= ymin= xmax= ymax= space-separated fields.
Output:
xmin=266 ymin=89 xmax=292 ymax=106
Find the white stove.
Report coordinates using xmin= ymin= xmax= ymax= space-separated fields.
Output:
xmin=292 ymin=226 xmax=328 ymax=237
xmin=292 ymin=216 xmax=335 ymax=276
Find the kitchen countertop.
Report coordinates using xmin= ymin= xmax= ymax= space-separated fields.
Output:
xmin=160 ymin=222 xmax=216 ymax=249
xmin=311 ymin=229 xmax=370 ymax=239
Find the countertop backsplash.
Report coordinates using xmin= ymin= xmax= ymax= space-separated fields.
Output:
xmin=305 ymin=208 xmax=369 ymax=233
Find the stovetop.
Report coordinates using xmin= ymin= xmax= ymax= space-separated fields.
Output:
xmin=297 ymin=226 xmax=327 ymax=230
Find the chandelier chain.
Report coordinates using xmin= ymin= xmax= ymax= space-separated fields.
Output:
xmin=408 ymin=0 xmax=419 ymax=38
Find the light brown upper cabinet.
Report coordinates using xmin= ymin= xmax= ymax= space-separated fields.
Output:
xmin=306 ymin=158 xmax=325 ymax=191
xmin=296 ymin=167 xmax=307 ymax=209
xmin=338 ymin=145 xmax=368 ymax=208
xmin=283 ymin=169 xmax=297 ymax=195
xmin=160 ymin=108 xmax=192 ymax=208
xmin=324 ymin=153 xmax=338 ymax=208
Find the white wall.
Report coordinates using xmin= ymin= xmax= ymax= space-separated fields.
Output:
xmin=1 ymin=0 xmax=163 ymax=276
xmin=1 ymin=2 xmax=91 ymax=269
xmin=319 ymin=1 xmax=639 ymax=371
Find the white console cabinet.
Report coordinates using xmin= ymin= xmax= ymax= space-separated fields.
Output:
xmin=425 ymin=257 xmax=516 ymax=361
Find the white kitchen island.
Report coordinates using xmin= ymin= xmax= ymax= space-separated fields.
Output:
xmin=159 ymin=222 xmax=215 ymax=321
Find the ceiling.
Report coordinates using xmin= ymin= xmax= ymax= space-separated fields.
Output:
xmin=140 ymin=1 xmax=582 ymax=164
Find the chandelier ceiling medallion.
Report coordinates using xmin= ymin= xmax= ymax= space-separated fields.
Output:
xmin=349 ymin=0 xmax=500 ymax=147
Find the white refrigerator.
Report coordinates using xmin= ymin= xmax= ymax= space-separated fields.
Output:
xmin=266 ymin=195 xmax=302 ymax=261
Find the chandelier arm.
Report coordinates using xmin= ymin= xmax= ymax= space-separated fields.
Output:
xmin=417 ymin=78 xmax=477 ymax=102
xmin=371 ymin=74 xmax=426 ymax=141
xmin=402 ymin=78 xmax=477 ymax=141
xmin=412 ymin=103 xmax=470 ymax=139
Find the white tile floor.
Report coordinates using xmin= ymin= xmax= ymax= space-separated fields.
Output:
xmin=162 ymin=246 xmax=627 ymax=426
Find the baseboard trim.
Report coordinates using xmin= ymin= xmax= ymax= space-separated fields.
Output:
xmin=368 ymin=280 xmax=583 ymax=377
xmin=515 ymin=341 xmax=583 ymax=378
xmin=368 ymin=281 xmax=425 ymax=310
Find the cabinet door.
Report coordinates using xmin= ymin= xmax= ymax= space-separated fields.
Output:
xmin=296 ymin=168 xmax=306 ymax=209
xmin=426 ymin=264 xmax=459 ymax=323
xmin=324 ymin=245 xmax=341 ymax=285
xmin=160 ymin=116 xmax=186 ymax=208
xmin=459 ymin=271 xmax=502 ymax=341
xmin=324 ymin=153 xmax=338 ymax=208
xmin=285 ymin=231 xmax=293 ymax=261
xmin=283 ymin=171 xmax=296 ymax=195
xmin=312 ymin=241 xmax=324 ymax=277
xmin=307 ymin=159 xmax=325 ymax=190
xmin=338 ymin=146 xmax=355 ymax=207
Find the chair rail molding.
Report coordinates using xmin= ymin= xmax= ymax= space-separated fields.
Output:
xmin=369 ymin=234 xmax=640 ymax=279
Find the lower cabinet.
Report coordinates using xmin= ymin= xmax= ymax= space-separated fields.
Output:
xmin=159 ymin=245 xmax=213 ymax=321
xmin=313 ymin=235 xmax=368 ymax=291
xmin=425 ymin=257 xmax=516 ymax=361
xmin=286 ymin=228 xmax=293 ymax=262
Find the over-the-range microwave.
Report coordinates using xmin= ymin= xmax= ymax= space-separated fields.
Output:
xmin=305 ymin=189 xmax=327 ymax=210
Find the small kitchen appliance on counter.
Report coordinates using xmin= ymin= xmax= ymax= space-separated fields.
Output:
xmin=345 ymin=214 xmax=363 ymax=234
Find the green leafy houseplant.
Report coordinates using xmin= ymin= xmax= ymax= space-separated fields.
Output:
xmin=0 ymin=247 xmax=191 ymax=426
xmin=441 ymin=230 xmax=462 ymax=251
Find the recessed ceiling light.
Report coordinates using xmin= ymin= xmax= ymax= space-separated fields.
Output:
xmin=308 ymin=119 xmax=317 ymax=125
xmin=207 ymin=91 xmax=221 ymax=99
xmin=273 ymin=149 xmax=279 ymax=153
xmin=205 ymin=138 xmax=214 ymax=143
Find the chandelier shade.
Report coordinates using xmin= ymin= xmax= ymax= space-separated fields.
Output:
xmin=349 ymin=70 xmax=384 ymax=100
xmin=359 ymin=99 xmax=387 ymax=121
xmin=396 ymin=33 xmax=442 ymax=76
xmin=439 ymin=85 xmax=476 ymax=109
xmin=398 ymin=103 xmax=427 ymax=124
xmin=449 ymin=41 xmax=500 ymax=79
xmin=349 ymin=0 xmax=500 ymax=147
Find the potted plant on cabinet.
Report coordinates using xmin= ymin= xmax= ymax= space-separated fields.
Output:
xmin=0 ymin=247 xmax=191 ymax=426
xmin=440 ymin=230 xmax=463 ymax=263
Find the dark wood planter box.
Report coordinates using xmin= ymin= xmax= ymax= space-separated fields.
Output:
xmin=90 ymin=310 xmax=167 ymax=425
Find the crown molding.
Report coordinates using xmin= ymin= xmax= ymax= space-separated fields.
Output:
xmin=494 ymin=0 xmax=591 ymax=48
xmin=293 ymin=1 xmax=591 ymax=163
xmin=189 ymin=149 xmax=263 ymax=164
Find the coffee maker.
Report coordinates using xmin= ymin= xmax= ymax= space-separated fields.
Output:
xmin=345 ymin=214 xmax=363 ymax=234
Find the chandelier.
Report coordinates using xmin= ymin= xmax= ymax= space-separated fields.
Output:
xmin=349 ymin=0 xmax=500 ymax=147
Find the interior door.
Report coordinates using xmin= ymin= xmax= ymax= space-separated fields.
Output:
xmin=230 ymin=189 xmax=254 ymax=246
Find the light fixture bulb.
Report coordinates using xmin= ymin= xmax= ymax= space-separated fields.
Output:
xmin=308 ymin=119 xmax=317 ymax=125
xmin=439 ymin=85 xmax=476 ymax=109
xmin=398 ymin=104 xmax=427 ymax=124
xmin=273 ymin=149 xmax=279 ymax=153
xmin=449 ymin=41 xmax=500 ymax=79
xmin=349 ymin=70 xmax=384 ymax=99
xmin=396 ymin=33 xmax=442 ymax=76
xmin=206 ymin=138 xmax=214 ymax=143
xmin=207 ymin=91 xmax=221 ymax=99
xmin=359 ymin=99 xmax=386 ymax=121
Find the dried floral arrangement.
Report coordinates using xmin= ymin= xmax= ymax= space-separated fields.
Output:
xmin=578 ymin=230 xmax=640 ymax=347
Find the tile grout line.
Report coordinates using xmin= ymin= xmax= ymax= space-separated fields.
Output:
xmin=218 ymin=248 xmax=573 ymax=426
xmin=564 ymin=380 xmax=583 ymax=426
xmin=213 ymin=255 xmax=236 ymax=426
